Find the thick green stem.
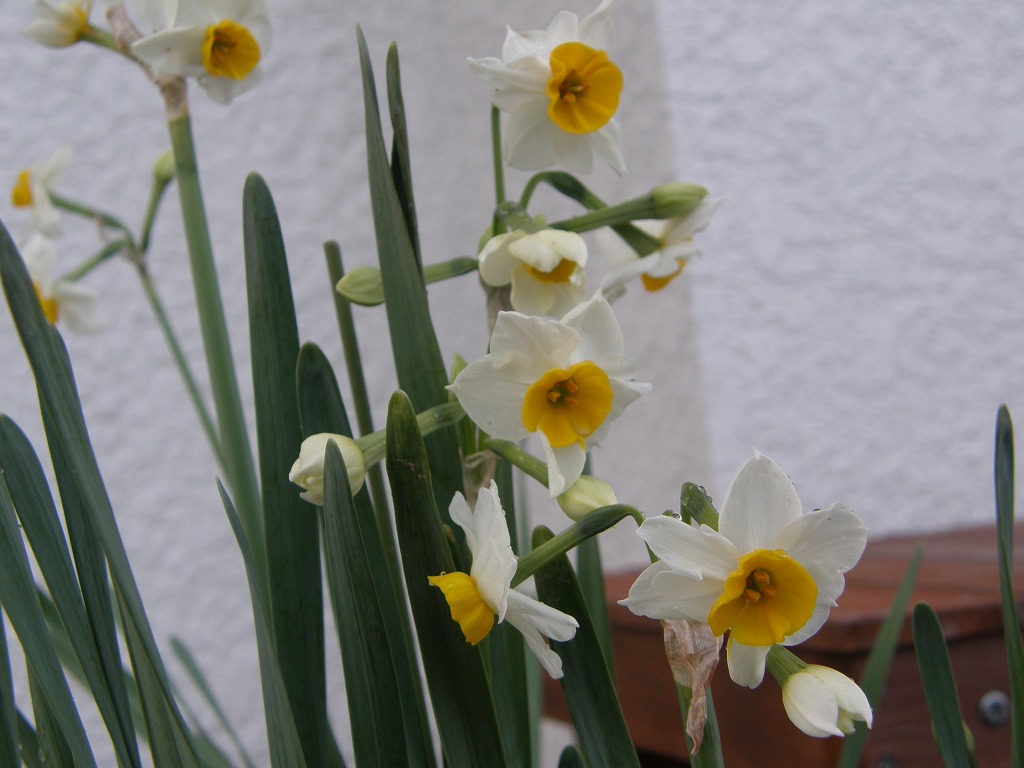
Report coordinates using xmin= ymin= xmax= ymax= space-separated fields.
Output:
xmin=166 ymin=115 xmax=264 ymax=578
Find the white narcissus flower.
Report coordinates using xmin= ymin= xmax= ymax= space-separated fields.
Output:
xmin=599 ymin=199 xmax=721 ymax=299
xmin=469 ymin=0 xmax=626 ymax=175
xmin=129 ymin=0 xmax=271 ymax=104
xmin=621 ymin=453 xmax=867 ymax=688
xmin=448 ymin=294 xmax=649 ymax=496
xmin=478 ymin=228 xmax=587 ymax=318
xmin=11 ymin=146 xmax=71 ymax=237
xmin=782 ymin=665 xmax=872 ymax=738
xmin=289 ymin=433 xmax=367 ymax=505
xmin=428 ymin=482 xmax=578 ymax=678
xmin=21 ymin=234 xmax=100 ymax=333
xmin=24 ymin=1 xmax=92 ymax=47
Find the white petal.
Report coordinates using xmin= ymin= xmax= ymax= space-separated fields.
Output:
xmin=663 ymin=198 xmax=721 ymax=244
xmin=477 ymin=231 xmax=522 ymax=287
xmin=505 ymin=104 xmax=559 ymax=170
xmin=131 ymin=26 xmax=204 ymax=77
xmin=775 ymin=503 xmax=867 ymax=577
xmin=53 ymin=281 xmax=101 ymax=333
xmin=551 ymin=130 xmax=594 ymax=175
xmin=544 ymin=9 xmax=580 ymax=48
xmin=446 ymin=357 xmax=530 ymax=442
xmin=543 ymin=441 xmax=586 ymax=497
xmin=508 ymin=268 xmax=557 ymax=316
xmin=635 ymin=516 xmax=738 ymax=581
xmin=577 ymin=0 xmax=616 ymax=51
xmin=725 ymin=638 xmax=769 ymax=688
xmin=587 ymin=123 xmax=627 ymax=175
xmin=455 ymin=484 xmax=517 ymax=620
xmin=198 ymin=66 xmax=263 ymax=105
xmin=20 ymin=234 xmax=56 ymax=293
xmin=503 ymin=589 xmax=578 ymax=678
xmin=783 ymin=673 xmax=844 ymax=737
xmin=719 ymin=452 xmax=803 ymax=552
xmin=488 ymin=310 xmax=579 ymax=372
xmin=619 ymin=561 xmax=724 ymax=622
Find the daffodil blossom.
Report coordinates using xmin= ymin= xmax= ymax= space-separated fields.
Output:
xmin=24 ymin=0 xmax=92 ymax=47
xmin=782 ymin=665 xmax=872 ymax=738
xmin=599 ymin=199 xmax=721 ymax=298
xmin=289 ymin=433 xmax=366 ymax=505
xmin=469 ymin=0 xmax=626 ymax=174
xmin=21 ymin=234 xmax=100 ymax=332
xmin=11 ymin=146 xmax=71 ymax=237
xmin=478 ymin=228 xmax=587 ymax=318
xmin=448 ymin=294 xmax=649 ymax=496
xmin=428 ymin=482 xmax=578 ymax=678
xmin=129 ymin=0 xmax=271 ymax=104
xmin=621 ymin=452 xmax=867 ymax=688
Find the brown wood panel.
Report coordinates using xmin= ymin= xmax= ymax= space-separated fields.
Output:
xmin=546 ymin=524 xmax=1024 ymax=767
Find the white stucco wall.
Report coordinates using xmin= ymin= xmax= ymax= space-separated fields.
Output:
xmin=1 ymin=1 xmax=1023 ymax=764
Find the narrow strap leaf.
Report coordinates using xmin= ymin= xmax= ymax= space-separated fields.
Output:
xmin=912 ymin=602 xmax=974 ymax=768
xmin=0 ymin=618 xmax=20 ymax=767
xmin=243 ymin=172 xmax=332 ymax=767
xmin=386 ymin=391 xmax=507 ymax=768
xmin=531 ymin=525 xmax=641 ymax=768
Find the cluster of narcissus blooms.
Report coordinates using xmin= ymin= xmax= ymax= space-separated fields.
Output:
xmin=9 ymin=147 xmax=100 ymax=331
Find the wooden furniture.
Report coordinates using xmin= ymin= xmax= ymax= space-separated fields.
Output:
xmin=545 ymin=524 xmax=1024 ymax=767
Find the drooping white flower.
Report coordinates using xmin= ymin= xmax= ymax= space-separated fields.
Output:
xmin=469 ymin=0 xmax=626 ymax=174
xmin=428 ymin=482 xmax=578 ymax=678
xmin=599 ymin=199 xmax=721 ymax=299
xmin=478 ymin=228 xmax=587 ymax=318
xmin=24 ymin=0 xmax=92 ymax=47
xmin=129 ymin=0 xmax=271 ymax=104
xmin=21 ymin=234 xmax=100 ymax=332
xmin=782 ymin=665 xmax=872 ymax=738
xmin=11 ymin=146 xmax=71 ymax=237
xmin=289 ymin=433 xmax=367 ymax=505
xmin=621 ymin=453 xmax=867 ymax=688
xmin=448 ymin=294 xmax=649 ymax=496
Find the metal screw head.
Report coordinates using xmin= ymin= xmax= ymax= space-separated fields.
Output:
xmin=978 ymin=689 xmax=1011 ymax=727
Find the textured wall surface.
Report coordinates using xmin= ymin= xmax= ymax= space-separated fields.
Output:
xmin=1 ymin=1 xmax=1022 ymax=764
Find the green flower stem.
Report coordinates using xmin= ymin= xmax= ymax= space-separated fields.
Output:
xmin=512 ymin=504 xmax=644 ymax=587
xmin=80 ymin=25 xmax=119 ymax=52
xmin=766 ymin=645 xmax=809 ymax=686
xmin=48 ymin=192 xmax=137 ymax=251
xmin=324 ymin=243 xmax=389 ymax=517
xmin=548 ymin=194 xmax=677 ymax=233
xmin=167 ymin=115 xmax=264 ymax=576
xmin=490 ymin=105 xmax=506 ymax=236
xmin=356 ymin=402 xmax=466 ymax=470
xmin=138 ymin=270 xmax=224 ymax=472
xmin=139 ymin=175 xmax=173 ymax=255
xmin=518 ymin=171 xmax=596 ymax=211
xmin=335 ymin=256 xmax=478 ymax=307
xmin=58 ymin=239 xmax=126 ymax=283
xmin=483 ymin=438 xmax=547 ymax=487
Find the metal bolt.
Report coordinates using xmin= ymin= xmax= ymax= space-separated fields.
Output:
xmin=978 ymin=690 xmax=1011 ymax=727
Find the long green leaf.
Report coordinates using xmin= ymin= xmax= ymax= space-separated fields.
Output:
xmin=0 ymin=416 xmax=141 ymax=768
xmin=0 ymin=474 xmax=96 ymax=768
xmin=218 ymin=483 xmax=308 ymax=768
xmin=912 ymin=602 xmax=974 ymax=768
xmin=386 ymin=391 xmax=507 ymax=768
xmin=17 ymin=710 xmax=42 ymax=768
xmin=0 ymin=616 xmax=20 ymax=767
xmin=558 ymin=746 xmax=587 ymax=768
xmin=385 ymin=44 xmax=421 ymax=267
xmin=321 ymin=440 xmax=404 ymax=766
xmin=994 ymin=405 xmax=1024 ymax=767
xmin=532 ymin=525 xmax=641 ymax=768
xmin=296 ymin=344 xmax=435 ymax=768
xmin=27 ymin=668 xmax=74 ymax=768
xmin=837 ymin=546 xmax=923 ymax=768
xmin=0 ymin=219 xmax=200 ymax=761
xmin=243 ymin=172 xmax=331 ymax=767
xmin=357 ymin=29 xmax=464 ymax=532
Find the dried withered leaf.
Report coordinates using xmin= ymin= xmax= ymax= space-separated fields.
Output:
xmin=662 ymin=619 xmax=722 ymax=754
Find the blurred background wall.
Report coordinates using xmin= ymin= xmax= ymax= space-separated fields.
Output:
xmin=2 ymin=1 xmax=1023 ymax=763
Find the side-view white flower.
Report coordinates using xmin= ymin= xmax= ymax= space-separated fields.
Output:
xmin=428 ymin=482 xmax=578 ymax=678
xmin=782 ymin=664 xmax=873 ymax=738
xmin=448 ymin=294 xmax=649 ymax=496
xmin=24 ymin=0 xmax=92 ymax=48
xmin=289 ymin=433 xmax=367 ymax=505
xmin=599 ymin=198 xmax=721 ymax=299
xmin=468 ymin=0 xmax=626 ymax=174
xmin=129 ymin=0 xmax=271 ymax=104
xmin=478 ymin=228 xmax=587 ymax=318
xmin=21 ymin=233 xmax=100 ymax=332
xmin=11 ymin=146 xmax=71 ymax=237
xmin=620 ymin=452 xmax=867 ymax=688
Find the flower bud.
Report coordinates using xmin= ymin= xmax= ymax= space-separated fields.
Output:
xmin=651 ymin=183 xmax=708 ymax=220
xmin=557 ymin=475 xmax=618 ymax=521
xmin=336 ymin=267 xmax=385 ymax=306
xmin=153 ymin=150 xmax=176 ymax=186
xmin=781 ymin=665 xmax=872 ymax=738
xmin=289 ymin=433 xmax=366 ymax=505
